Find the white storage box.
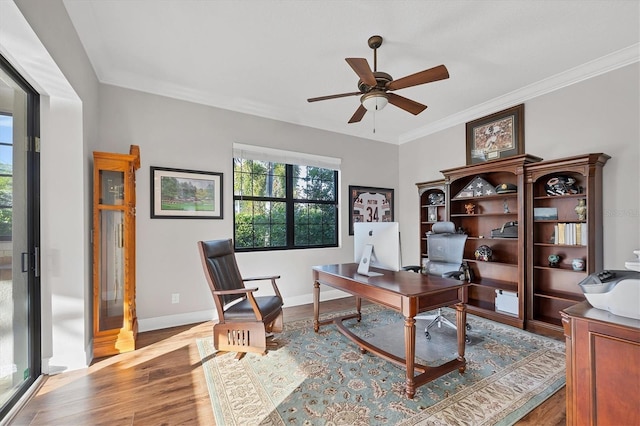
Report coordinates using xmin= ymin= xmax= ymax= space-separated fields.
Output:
xmin=495 ymin=289 xmax=518 ymax=316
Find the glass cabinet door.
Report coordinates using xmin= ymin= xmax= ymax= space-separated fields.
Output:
xmin=99 ymin=170 xmax=124 ymax=205
xmin=97 ymin=209 xmax=124 ymax=332
xmin=97 ymin=169 xmax=125 ymax=332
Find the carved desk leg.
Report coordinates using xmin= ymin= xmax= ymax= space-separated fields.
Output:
xmin=404 ymin=315 xmax=417 ymax=399
xmin=313 ymin=281 xmax=320 ymax=332
xmin=455 ymin=302 xmax=467 ymax=373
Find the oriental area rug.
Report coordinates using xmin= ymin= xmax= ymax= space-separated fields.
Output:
xmin=197 ymin=305 xmax=565 ymax=425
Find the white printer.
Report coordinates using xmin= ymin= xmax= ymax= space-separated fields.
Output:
xmin=625 ymin=249 xmax=640 ymax=271
xmin=578 ymin=250 xmax=640 ymax=320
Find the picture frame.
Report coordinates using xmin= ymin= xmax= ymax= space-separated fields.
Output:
xmin=466 ymin=104 xmax=525 ymax=165
xmin=150 ymin=166 xmax=223 ymax=219
xmin=533 ymin=207 xmax=558 ymax=221
xmin=348 ymin=185 xmax=394 ymax=235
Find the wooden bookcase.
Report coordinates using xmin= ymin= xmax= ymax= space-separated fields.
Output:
xmin=92 ymin=145 xmax=141 ymax=358
xmin=525 ymin=153 xmax=609 ymax=335
xmin=441 ymin=154 xmax=542 ymax=328
xmin=415 ymin=179 xmax=447 ymax=267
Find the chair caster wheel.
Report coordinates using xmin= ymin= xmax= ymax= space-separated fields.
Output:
xmin=466 ymin=323 xmax=471 ymax=331
xmin=465 ymin=336 xmax=471 ymax=344
xmin=425 ymin=332 xmax=431 ymax=340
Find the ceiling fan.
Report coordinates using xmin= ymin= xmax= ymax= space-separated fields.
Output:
xmin=307 ymin=35 xmax=449 ymax=124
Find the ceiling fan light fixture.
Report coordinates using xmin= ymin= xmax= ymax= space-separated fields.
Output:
xmin=361 ymin=91 xmax=388 ymax=111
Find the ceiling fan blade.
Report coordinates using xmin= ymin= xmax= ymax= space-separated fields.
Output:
xmin=307 ymin=92 xmax=361 ymax=102
xmin=387 ymin=93 xmax=428 ymax=115
xmin=345 ymin=58 xmax=377 ymax=87
xmin=386 ymin=64 xmax=449 ymax=91
xmin=348 ymin=105 xmax=367 ymax=123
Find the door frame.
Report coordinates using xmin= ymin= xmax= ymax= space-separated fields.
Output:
xmin=0 ymin=53 xmax=41 ymax=421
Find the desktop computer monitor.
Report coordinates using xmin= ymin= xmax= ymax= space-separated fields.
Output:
xmin=353 ymin=222 xmax=402 ymax=276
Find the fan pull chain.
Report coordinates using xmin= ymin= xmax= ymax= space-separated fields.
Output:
xmin=373 ymin=111 xmax=376 ymax=134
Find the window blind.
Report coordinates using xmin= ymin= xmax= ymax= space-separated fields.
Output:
xmin=233 ymin=143 xmax=341 ymax=170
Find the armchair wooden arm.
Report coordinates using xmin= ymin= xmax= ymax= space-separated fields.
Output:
xmin=243 ymin=275 xmax=281 ymax=282
xmin=212 ymin=287 xmax=259 ymax=296
xmin=243 ymin=275 xmax=283 ymax=299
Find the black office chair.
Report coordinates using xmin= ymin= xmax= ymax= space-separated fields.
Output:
xmin=413 ymin=222 xmax=471 ymax=341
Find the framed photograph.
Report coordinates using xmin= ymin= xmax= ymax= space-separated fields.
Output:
xmin=533 ymin=207 xmax=558 ymax=221
xmin=466 ymin=104 xmax=525 ymax=165
xmin=150 ymin=166 xmax=223 ymax=219
xmin=348 ymin=185 xmax=394 ymax=235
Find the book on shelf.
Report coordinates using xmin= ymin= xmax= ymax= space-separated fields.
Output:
xmin=553 ymin=222 xmax=587 ymax=245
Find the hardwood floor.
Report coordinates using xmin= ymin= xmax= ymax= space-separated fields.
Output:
xmin=8 ymin=298 xmax=565 ymax=425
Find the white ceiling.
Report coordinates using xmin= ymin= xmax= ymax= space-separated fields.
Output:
xmin=62 ymin=0 xmax=639 ymax=144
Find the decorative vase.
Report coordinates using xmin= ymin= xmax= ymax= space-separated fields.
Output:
xmin=548 ymin=254 xmax=561 ymax=268
xmin=572 ymin=258 xmax=585 ymax=271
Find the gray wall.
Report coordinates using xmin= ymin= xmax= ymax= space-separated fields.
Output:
xmin=97 ymin=84 xmax=399 ymax=329
xmin=399 ymin=63 xmax=640 ymax=271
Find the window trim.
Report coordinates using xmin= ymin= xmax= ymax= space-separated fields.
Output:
xmin=232 ymin=149 xmax=339 ymax=252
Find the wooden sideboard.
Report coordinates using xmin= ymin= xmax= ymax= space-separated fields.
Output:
xmin=561 ymin=302 xmax=640 ymax=426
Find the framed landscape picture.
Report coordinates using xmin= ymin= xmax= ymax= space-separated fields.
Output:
xmin=348 ymin=185 xmax=394 ymax=235
xmin=466 ymin=104 xmax=525 ymax=165
xmin=150 ymin=166 xmax=223 ymax=219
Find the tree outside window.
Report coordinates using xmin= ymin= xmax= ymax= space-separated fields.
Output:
xmin=0 ymin=114 xmax=12 ymax=241
xmin=233 ymin=157 xmax=338 ymax=251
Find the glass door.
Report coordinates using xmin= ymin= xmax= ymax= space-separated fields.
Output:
xmin=0 ymin=55 xmax=40 ymax=419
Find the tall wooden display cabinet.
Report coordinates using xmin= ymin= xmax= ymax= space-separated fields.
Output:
xmin=416 ymin=179 xmax=447 ymax=267
xmin=92 ymin=145 xmax=140 ymax=358
xmin=525 ymin=153 xmax=609 ymax=335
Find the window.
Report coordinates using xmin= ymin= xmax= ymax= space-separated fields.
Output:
xmin=0 ymin=113 xmax=12 ymax=241
xmin=233 ymin=144 xmax=339 ymax=251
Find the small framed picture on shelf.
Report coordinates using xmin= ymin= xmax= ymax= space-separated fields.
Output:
xmin=466 ymin=104 xmax=524 ymax=165
xmin=533 ymin=207 xmax=558 ymax=221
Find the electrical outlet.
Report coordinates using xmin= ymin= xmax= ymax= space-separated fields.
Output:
xmin=171 ymin=293 xmax=180 ymax=304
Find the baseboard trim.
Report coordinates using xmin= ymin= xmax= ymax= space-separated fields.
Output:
xmin=138 ymin=309 xmax=214 ymax=332
xmin=138 ymin=289 xmax=350 ymax=332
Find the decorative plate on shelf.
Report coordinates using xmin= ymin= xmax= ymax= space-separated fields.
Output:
xmin=428 ymin=193 xmax=445 ymax=205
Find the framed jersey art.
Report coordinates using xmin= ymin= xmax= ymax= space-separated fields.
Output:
xmin=348 ymin=185 xmax=394 ymax=235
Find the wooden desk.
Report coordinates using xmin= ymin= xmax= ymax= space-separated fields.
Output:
xmin=312 ymin=263 xmax=468 ymax=399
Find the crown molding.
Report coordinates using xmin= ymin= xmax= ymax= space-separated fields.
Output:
xmin=398 ymin=43 xmax=640 ymax=145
